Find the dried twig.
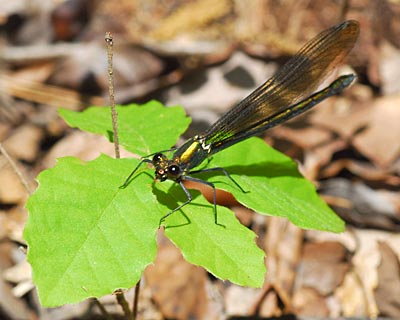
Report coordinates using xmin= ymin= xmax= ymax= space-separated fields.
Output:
xmin=132 ymin=279 xmax=141 ymax=320
xmin=105 ymin=32 xmax=120 ymax=159
xmin=0 ymin=143 xmax=32 ymax=194
xmin=115 ymin=290 xmax=133 ymax=320
xmin=92 ymin=298 xmax=114 ymax=320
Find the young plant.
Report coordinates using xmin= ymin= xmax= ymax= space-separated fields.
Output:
xmin=24 ymin=101 xmax=344 ymax=307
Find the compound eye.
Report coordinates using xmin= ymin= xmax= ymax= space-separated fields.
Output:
xmin=168 ymin=164 xmax=180 ymax=177
xmin=152 ymin=153 xmax=164 ymax=163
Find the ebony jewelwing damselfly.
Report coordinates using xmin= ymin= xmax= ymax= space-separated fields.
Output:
xmin=121 ymin=20 xmax=360 ymax=226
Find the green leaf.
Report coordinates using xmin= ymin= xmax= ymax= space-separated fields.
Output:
xmin=200 ymin=137 xmax=345 ymax=232
xmin=59 ymin=101 xmax=191 ymax=155
xmin=25 ymin=153 xmax=266 ymax=306
xmin=154 ymin=181 xmax=266 ymax=287
xmin=26 ymin=101 xmax=344 ymax=306
xmin=24 ymin=155 xmax=161 ymax=306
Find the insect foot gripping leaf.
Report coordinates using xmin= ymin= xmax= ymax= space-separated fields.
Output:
xmin=24 ymin=155 xmax=161 ymax=306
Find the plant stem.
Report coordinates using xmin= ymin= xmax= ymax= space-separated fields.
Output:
xmin=93 ymin=298 xmax=114 ymax=320
xmin=105 ymin=32 xmax=120 ymax=159
xmin=132 ymin=279 xmax=141 ymax=319
xmin=115 ymin=290 xmax=133 ymax=320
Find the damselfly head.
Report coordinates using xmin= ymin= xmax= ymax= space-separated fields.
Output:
xmin=153 ymin=153 xmax=183 ymax=182
xmin=152 ymin=153 xmax=166 ymax=164
xmin=155 ymin=163 xmax=183 ymax=182
xmin=155 ymin=168 xmax=167 ymax=181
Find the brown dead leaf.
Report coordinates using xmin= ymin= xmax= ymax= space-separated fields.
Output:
xmin=304 ymin=230 xmax=357 ymax=255
xmin=309 ymin=95 xmax=371 ymax=139
xmin=319 ymin=179 xmax=399 ymax=231
xmin=3 ymin=260 xmax=31 ymax=285
xmin=144 ymin=233 xmax=208 ymax=320
xmin=0 ymin=123 xmax=12 ymax=141
xmin=0 ymin=275 xmax=32 ymax=320
xmin=270 ymin=126 xmax=332 ymax=150
xmin=379 ymin=190 xmax=400 ymax=214
xmin=379 ymin=41 xmax=400 ymax=95
xmin=1 ymin=73 xmax=103 ymax=111
xmin=374 ymin=241 xmax=400 ymax=317
xmin=265 ymin=218 xmax=303 ymax=292
xmin=255 ymin=218 xmax=303 ymax=315
xmin=0 ymin=212 xmax=9 ymax=240
xmin=321 ymin=158 xmax=400 ymax=186
xmin=301 ymin=139 xmax=347 ymax=181
xmin=295 ymin=241 xmax=349 ymax=296
xmin=353 ymin=95 xmax=400 ymax=168
xmin=254 ymin=283 xmax=293 ymax=317
xmin=257 ymin=289 xmax=281 ymax=317
xmin=11 ymin=62 xmax=55 ymax=83
xmin=184 ymin=178 xmax=239 ymax=211
xmin=0 ymin=242 xmax=31 ymax=319
xmin=231 ymin=205 xmax=253 ymax=227
xmin=148 ymin=0 xmax=231 ymax=40
xmin=2 ymin=124 xmax=43 ymax=162
xmin=292 ymin=287 xmax=329 ymax=317
xmin=335 ymin=271 xmax=369 ymax=316
xmin=225 ymin=286 xmax=260 ymax=317
xmin=51 ymin=0 xmax=90 ymax=41
xmin=48 ymin=43 xmax=163 ymax=93
xmin=350 ymin=229 xmax=400 ymax=317
xmin=0 ymin=164 xmax=28 ymax=204
xmin=0 ymin=206 xmax=27 ymax=243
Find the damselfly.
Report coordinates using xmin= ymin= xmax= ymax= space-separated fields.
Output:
xmin=121 ymin=20 xmax=360 ymax=226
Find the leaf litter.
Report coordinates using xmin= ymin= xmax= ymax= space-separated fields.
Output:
xmin=0 ymin=0 xmax=400 ymax=318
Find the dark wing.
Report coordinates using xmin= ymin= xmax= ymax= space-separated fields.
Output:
xmin=203 ymin=20 xmax=359 ymax=153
